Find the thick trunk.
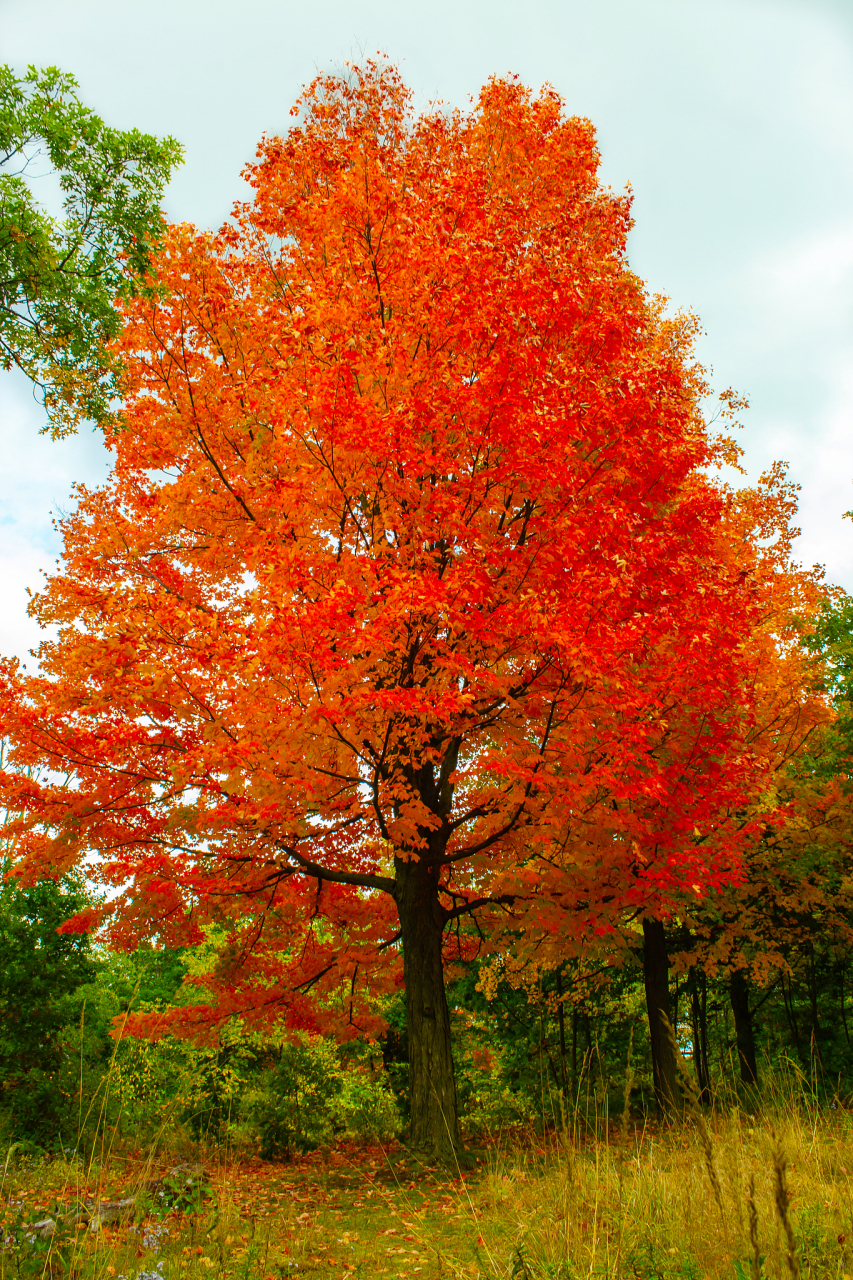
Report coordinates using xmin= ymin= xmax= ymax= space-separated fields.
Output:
xmin=730 ymin=968 xmax=759 ymax=1087
xmin=394 ymin=854 xmax=461 ymax=1155
xmin=642 ymin=917 xmax=681 ymax=1114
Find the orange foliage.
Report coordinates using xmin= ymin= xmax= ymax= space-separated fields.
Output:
xmin=0 ymin=64 xmax=787 ymax=1066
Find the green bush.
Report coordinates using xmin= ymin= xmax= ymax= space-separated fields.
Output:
xmin=337 ymin=1070 xmax=401 ymax=1140
xmin=248 ymin=1035 xmax=341 ymax=1158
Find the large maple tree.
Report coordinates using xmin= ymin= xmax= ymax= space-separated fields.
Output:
xmin=1 ymin=64 xmax=769 ymax=1152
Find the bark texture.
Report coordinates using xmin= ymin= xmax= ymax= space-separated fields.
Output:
xmin=730 ymin=968 xmax=759 ymax=1086
xmin=642 ymin=917 xmax=681 ymax=1114
xmin=395 ymin=854 xmax=460 ymax=1154
xmin=689 ymin=967 xmax=711 ymax=1103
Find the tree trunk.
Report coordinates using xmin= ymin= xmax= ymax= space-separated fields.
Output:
xmin=781 ymin=971 xmax=800 ymax=1048
xmin=729 ymin=968 xmax=759 ymax=1087
xmin=840 ymin=963 xmax=851 ymax=1047
xmin=642 ymin=917 xmax=681 ymax=1114
xmin=555 ymin=967 xmax=569 ymax=1100
xmin=571 ymin=1007 xmax=578 ymax=1079
xmin=689 ymin=968 xmax=711 ymax=1103
xmin=394 ymin=854 xmax=461 ymax=1156
xmin=807 ymin=948 xmax=822 ymax=1062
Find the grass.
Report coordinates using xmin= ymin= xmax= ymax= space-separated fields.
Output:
xmin=2 ymin=1100 xmax=853 ymax=1279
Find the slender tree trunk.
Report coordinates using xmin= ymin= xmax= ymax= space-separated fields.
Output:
xmin=840 ymin=964 xmax=851 ymax=1047
xmin=807 ymin=949 xmax=822 ymax=1063
xmin=729 ymin=968 xmax=759 ymax=1087
xmin=700 ymin=971 xmax=711 ymax=1099
xmin=782 ymin=971 xmax=800 ymax=1048
xmin=555 ymin=968 xmax=569 ymax=1100
xmin=571 ymin=1007 xmax=578 ymax=1080
xmin=689 ymin=968 xmax=711 ymax=1103
xmin=394 ymin=854 xmax=460 ymax=1155
xmin=642 ymin=917 xmax=681 ymax=1115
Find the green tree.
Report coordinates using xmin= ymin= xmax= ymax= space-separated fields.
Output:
xmin=0 ymin=867 xmax=97 ymax=1140
xmin=806 ymin=594 xmax=853 ymax=758
xmin=0 ymin=64 xmax=182 ymax=435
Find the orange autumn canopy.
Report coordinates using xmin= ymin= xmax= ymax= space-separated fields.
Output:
xmin=0 ymin=62 xmax=772 ymax=1146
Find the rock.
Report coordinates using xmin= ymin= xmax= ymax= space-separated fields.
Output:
xmin=25 ymin=1218 xmax=56 ymax=1240
xmin=87 ymin=1197 xmax=136 ymax=1232
xmin=81 ymin=1163 xmax=210 ymax=1232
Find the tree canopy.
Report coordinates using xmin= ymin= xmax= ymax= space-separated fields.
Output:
xmin=0 ymin=62 xmax=795 ymax=1154
xmin=0 ymin=64 xmax=182 ymax=435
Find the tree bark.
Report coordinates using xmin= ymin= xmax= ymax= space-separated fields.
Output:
xmin=781 ymin=971 xmax=800 ymax=1048
xmin=394 ymin=853 xmax=461 ymax=1156
xmin=840 ymin=963 xmax=851 ymax=1047
xmin=555 ymin=967 xmax=569 ymax=1100
xmin=729 ymin=968 xmax=759 ymax=1087
xmin=806 ymin=948 xmax=822 ymax=1062
xmin=571 ymin=1006 xmax=578 ymax=1079
xmin=642 ymin=917 xmax=681 ymax=1114
xmin=689 ymin=968 xmax=711 ymax=1103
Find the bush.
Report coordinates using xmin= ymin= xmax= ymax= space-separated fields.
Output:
xmin=246 ymin=1035 xmax=341 ymax=1158
xmin=337 ymin=1070 xmax=401 ymax=1141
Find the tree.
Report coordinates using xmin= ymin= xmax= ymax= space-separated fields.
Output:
xmin=0 ymin=865 xmax=97 ymax=1139
xmin=0 ymin=64 xmax=182 ymax=435
xmin=0 ymin=63 xmax=769 ymax=1155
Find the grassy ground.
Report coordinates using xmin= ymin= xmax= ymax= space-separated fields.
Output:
xmin=2 ymin=1102 xmax=852 ymax=1279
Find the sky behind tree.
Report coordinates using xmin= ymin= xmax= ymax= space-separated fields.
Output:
xmin=1 ymin=0 xmax=852 ymax=659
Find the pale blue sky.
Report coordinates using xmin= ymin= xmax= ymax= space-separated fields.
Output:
xmin=1 ymin=0 xmax=852 ymax=659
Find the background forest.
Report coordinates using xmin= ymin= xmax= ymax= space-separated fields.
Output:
xmin=3 ymin=882 xmax=853 ymax=1157
xmin=3 ymin=733 xmax=853 ymax=1160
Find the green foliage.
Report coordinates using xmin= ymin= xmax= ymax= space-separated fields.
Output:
xmin=246 ymin=1034 xmax=400 ymax=1158
xmin=802 ymin=593 xmax=853 ymax=771
xmin=0 ymin=64 xmax=182 ymax=435
xmin=447 ymin=958 xmax=651 ymax=1135
xmin=5 ymin=1200 xmax=79 ymax=1280
xmin=0 ymin=868 xmax=99 ymax=1142
xmin=111 ymin=1024 xmax=198 ymax=1138
xmin=454 ymin=1004 xmax=539 ymax=1133
xmin=107 ymin=1009 xmax=402 ymax=1157
xmin=627 ymin=1241 xmax=701 ymax=1278
xmin=250 ymin=1036 xmax=341 ymax=1159
xmin=336 ymin=1068 xmax=401 ymax=1141
xmin=150 ymin=1168 xmax=212 ymax=1218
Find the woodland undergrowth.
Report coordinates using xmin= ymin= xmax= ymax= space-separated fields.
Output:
xmin=2 ymin=1086 xmax=852 ymax=1280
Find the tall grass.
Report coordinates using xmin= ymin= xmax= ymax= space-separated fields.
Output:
xmin=1 ymin=1064 xmax=852 ymax=1279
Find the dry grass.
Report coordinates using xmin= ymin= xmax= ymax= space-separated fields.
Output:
xmin=2 ymin=1098 xmax=852 ymax=1279
xmin=471 ymin=1103 xmax=853 ymax=1278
